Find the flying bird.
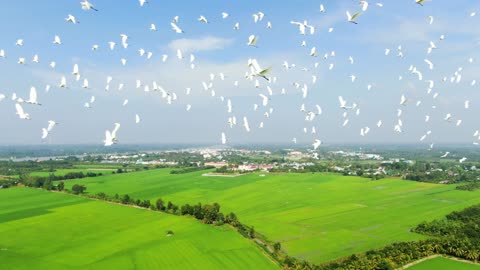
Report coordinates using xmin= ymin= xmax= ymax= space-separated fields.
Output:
xmin=81 ymin=1 xmax=98 ymax=11
xmin=346 ymin=11 xmax=361 ymax=24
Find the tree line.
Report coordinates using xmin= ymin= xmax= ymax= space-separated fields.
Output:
xmin=20 ymin=171 xmax=102 ymax=189
xmin=170 ymin=166 xmax=215 ymax=174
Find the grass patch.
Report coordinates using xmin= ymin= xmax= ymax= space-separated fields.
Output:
xmin=407 ymin=257 xmax=480 ymax=270
xmin=0 ymin=188 xmax=278 ymax=270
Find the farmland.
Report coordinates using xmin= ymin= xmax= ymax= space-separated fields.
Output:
xmin=407 ymin=257 xmax=480 ymax=270
xmin=0 ymin=187 xmax=278 ymax=270
xmin=63 ymin=169 xmax=480 ymax=263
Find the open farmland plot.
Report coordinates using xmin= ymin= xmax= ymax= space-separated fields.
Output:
xmin=63 ymin=169 xmax=480 ymax=263
xmin=0 ymin=188 xmax=278 ymax=270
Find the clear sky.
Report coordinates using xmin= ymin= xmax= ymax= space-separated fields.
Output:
xmin=0 ymin=0 xmax=479 ymax=146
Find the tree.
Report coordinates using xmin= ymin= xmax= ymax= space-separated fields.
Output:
xmin=43 ymin=179 xmax=53 ymax=190
xmin=71 ymin=184 xmax=86 ymax=194
xmin=57 ymin=181 xmax=65 ymax=191
xmin=248 ymin=226 xmax=255 ymax=238
xmin=121 ymin=194 xmax=131 ymax=204
xmin=273 ymin=242 xmax=281 ymax=253
xmin=156 ymin=198 xmax=165 ymax=211
xmin=225 ymin=212 xmax=239 ymax=227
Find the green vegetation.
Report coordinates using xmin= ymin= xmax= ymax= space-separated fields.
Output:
xmin=170 ymin=166 xmax=214 ymax=174
xmin=407 ymin=257 xmax=480 ymax=270
xmin=0 ymin=188 xmax=278 ymax=270
xmin=62 ymin=169 xmax=480 ymax=263
xmin=456 ymin=182 xmax=480 ymax=191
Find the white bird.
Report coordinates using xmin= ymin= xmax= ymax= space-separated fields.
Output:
xmin=248 ymin=58 xmax=271 ymax=80
xmin=92 ymin=44 xmax=99 ymax=51
xmin=26 ymin=87 xmax=40 ymax=105
xmin=59 ymin=76 xmax=67 ymax=88
xmin=139 ymin=0 xmax=148 ymax=7
xmin=0 ymin=49 xmax=5 ymax=58
xmin=221 ymin=132 xmax=227 ymax=144
xmin=465 ymin=100 xmax=470 ymax=109
xmin=459 ymin=157 xmax=467 ymax=163
xmin=339 ymin=96 xmax=349 ymax=109
xmin=360 ymin=1 xmax=369 ymax=11
xmin=198 ymin=15 xmax=208 ymax=23
xmin=424 ymin=59 xmax=434 ymax=70
xmin=243 ymin=117 xmax=251 ymax=132
xmin=104 ymin=131 xmax=115 ymax=146
xmin=82 ymin=79 xmax=89 ymax=89
xmin=17 ymin=58 xmax=25 ymax=65
xmin=80 ymin=1 xmax=98 ymax=11
xmin=234 ymin=22 xmax=240 ymax=30
xmin=444 ymin=113 xmax=453 ymax=122
xmin=41 ymin=128 xmax=49 ymax=140
xmin=53 ymin=35 xmax=62 ymax=45
xmin=222 ymin=12 xmax=229 ymax=19
xmin=346 ymin=11 xmax=361 ymax=24
xmin=120 ymin=34 xmax=128 ymax=48
xmin=176 ymin=49 xmax=183 ymax=59
xmin=47 ymin=120 xmax=58 ymax=132
xmin=15 ymin=103 xmax=30 ymax=120
xmin=72 ymin=64 xmax=80 ymax=76
xmin=50 ymin=61 xmax=56 ymax=68
xmin=15 ymin=39 xmax=23 ymax=46
xmin=350 ymin=75 xmax=356 ymax=83
xmin=65 ymin=14 xmax=79 ymax=24
xmin=400 ymin=95 xmax=407 ymax=105
xmin=259 ymin=94 xmax=269 ymax=106
xmin=312 ymin=139 xmax=322 ymax=150
xmin=150 ymin=23 xmax=157 ymax=31
xmin=377 ymin=120 xmax=383 ymax=128
xmin=135 ymin=114 xmax=141 ymax=124
xmin=440 ymin=152 xmax=450 ymax=158
xmin=226 ymin=99 xmax=233 ymax=113
xmin=32 ymin=54 xmax=39 ymax=63
xmin=108 ymin=41 xmax=115 ymax=50
xmin=171 ymin=22 xmax=184 ymax=33
xmin=320 ymin=4 xmax=325 ymax=12
xmin=247 ymin=35 xmax=258 ymax=47
xmin=427 ymin=15 xmax=434 ymax=25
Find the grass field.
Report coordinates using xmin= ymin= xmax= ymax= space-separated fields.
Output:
xmin=61 ymin=169 xmax=480 ymax=263
xmin=0 ymin=188 xmax=278 ymax=270
xmin=407 ymin=257 xmax=480 ymax=269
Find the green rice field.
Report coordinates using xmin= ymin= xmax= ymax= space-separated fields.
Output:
xmin=0 ymin=187 xmax=278 ymax=270
xmin=62 ymin=169 xmax=480 ymax=263
xmin=407 ymin=257 xmax=480 ymax=270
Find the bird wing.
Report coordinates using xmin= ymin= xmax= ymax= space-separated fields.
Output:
xmin=29 ymin=87 xmax=37 ymax=103
xmin=15 ymin=103 xmax=25 ymax=115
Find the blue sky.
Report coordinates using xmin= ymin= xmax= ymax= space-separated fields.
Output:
xmin=0 ymin=0 xmax=480 ymax=146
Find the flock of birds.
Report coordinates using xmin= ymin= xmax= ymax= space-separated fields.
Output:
xmin=0 ymin=0 xmax=478 ymax=163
